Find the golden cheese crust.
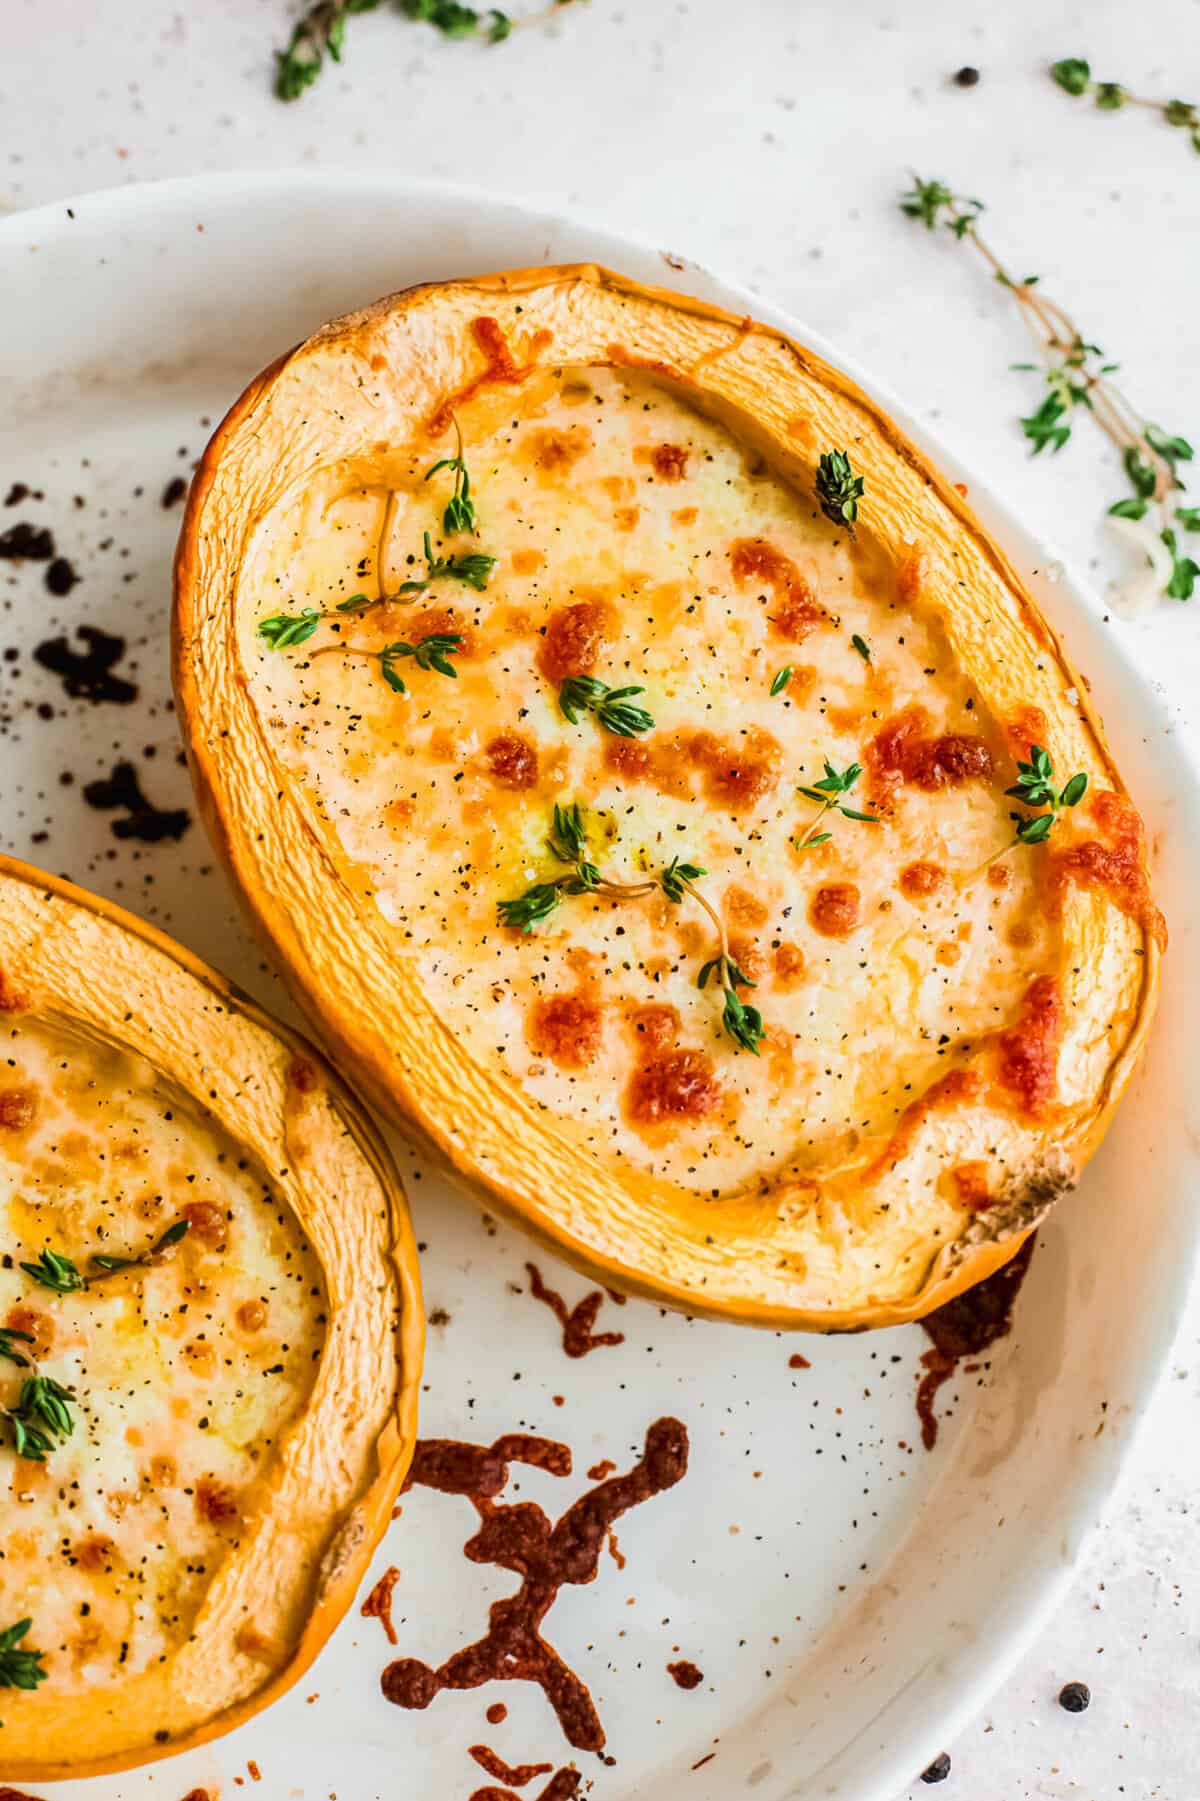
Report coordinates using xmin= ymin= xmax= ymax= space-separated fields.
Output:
xmin=173 ymin=264 xmax=1161 ymax=1327
xmin=0 ymin=858 xmax=422 ymax=1779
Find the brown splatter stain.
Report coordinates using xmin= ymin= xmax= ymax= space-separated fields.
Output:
xmin=469 ymin=1747 xmax=554 ymax=1786
xmin=362 ymin=1565 xmax=402 ymax=1645
xmin=82 ymin=762 xmax=190 ymax=843
xmin=525 ymin=1264 xmax=625 ymax=1359
xmin=587 ymin=1459 xmax=617 ymax=1482
xmin=667 ymin=1659 xmax=704 ymax=1689
xmin=33 ymin=628 xmax=137 ymax=705
xmin=380 ymin=1418 xmax=689 ymax=1751
xmin=788 ymin=1352 xmax=811 ymax=1370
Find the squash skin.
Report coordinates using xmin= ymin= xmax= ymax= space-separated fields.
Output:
xmin=173 ymin=262 xmax=1160 ymax=1331
xmin=0 ymin=855 xmax=423 ymax=1781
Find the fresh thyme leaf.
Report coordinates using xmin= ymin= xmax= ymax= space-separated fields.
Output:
xmin=721 ymin=985 xmax=764 ymax=1056
xmin=769 ymin=666 xmax=792 ymax=697
xmin=1176 ymin=506 xmax=1200 ymax=532
xmin=660 ymin=856 xmax=706 ymax=904
xmin=258 ymin=609 xmax=322 ymax=649
xmin=1050 ymin=56 xmax=1091 ymax=96
xmin=1162 ymin=528 xmax=1200 ymax=600
xmin=0 ymin=1327 xmax=34 ymax=1369
xmin=336 ymin=592 xmax=373 ymax=613
xmin=990 ymin=744 xmax=1089 ymax=867
xmin=815 ymin=449 xmax=866 ymax=533
xmin=497 ymin=881 xmax=564 ymax=932
xmin=19 ymin=1249 xmax=82 ymax=1294
xmin=558 ymin=675 xmax=654 ymax=737
xmin=379 ymin=632 xmax=464 ymax=692
xmin=275 ymin=0 xmax=382 ymax=100
xmin=1021 ymin=391 xmax=1072 ymax=455
xmin=398 ymin=531 xmax=495 ymax=595
xmin=1108 ymin=496 xmax=1149 ymax=520
xmin=0 ymin=1619 xmax=47 ymax=1691
xmin=1144 ymin=424 xmax=1194 ymax=471
xmin=549 ymin=801 xmax=589 ymax=864
xmin=851 ymin=633 xmax=871 ymax=661
xmin=1094 ymin=81 xmax=1128 ymax=110
xmin=6 ymin=1375 xmax=76 ymax=1462
xmin=795 ymin=758 xmax=877 ymax=848
xmin=1124 ymin=448 xmax=1158 ymax=498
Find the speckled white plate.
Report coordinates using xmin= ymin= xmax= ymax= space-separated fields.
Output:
xmin=2 ymin=173 xmax=1198 ymax=1801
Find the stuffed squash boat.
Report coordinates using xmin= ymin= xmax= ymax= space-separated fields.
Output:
xmin=0 ymin=858 xmax=422 ymax=1780
xmin=174 ymin=264 xmax=1162 ymax=1329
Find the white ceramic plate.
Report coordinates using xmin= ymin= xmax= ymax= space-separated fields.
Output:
xmin=2 ymin=173 xmax=1197 ymax=1801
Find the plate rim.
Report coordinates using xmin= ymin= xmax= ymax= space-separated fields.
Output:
xmin=3 ymin=167 xmax=1197 ymax=1801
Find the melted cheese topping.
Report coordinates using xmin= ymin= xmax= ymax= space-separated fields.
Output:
xmin=0 ymin=1016 xmax=325 ymax=1693
xmin=246 ymin=366 xmax=1057 ymax=1196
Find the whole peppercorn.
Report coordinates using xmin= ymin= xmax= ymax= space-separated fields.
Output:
xmin=920 ymin=1752 xmax=952 ymax=1784
xmin=953 ymin=66 xmax=981 ymax=87
xmin=1058 ymin=1680 xmax=1091 ymax=1713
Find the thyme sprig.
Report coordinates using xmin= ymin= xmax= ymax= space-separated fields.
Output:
xmin=901 ymin=176 xmax=1197 ymax=609
xmin=661 ymin=858 xmax=765 ymax=1054
xmin=274 ymin=0 xmax=582 ymax=99
xmin=977 ymin=744 xmax=1088 ymax=873
xmin=794 ymin=759 xmax=878 ymax=851
xmin=0 ymin=1619 xmax=47 ymax=1690
xmin=6 ymin=1376 xmax=75 ymax=1462
xmin=89 ymin=1218 xmax=192 ymax=1276
xmin=1051 ymin=58 xmax=1200 ymax=153
xmin=815 ymin=450 xmax=866 ymax=534
xmin=20 ymin=1221 xmax=192 ymax=1287
xmin=558 ymin=675 xmax=655 ymax=737
xmin=498 ymin=807 xmax=766 ymax=1052
xmin=425 ymin=417 xmax=478 ymax=535
xmin=378 ymin=632 xmax=463 ymax=693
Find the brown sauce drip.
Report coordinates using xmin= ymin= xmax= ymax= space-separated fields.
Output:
xmin=916 ymin=1236 xmax=1036 ymax=1449
xmin=525 ymin=1263 xmax=625 ymax=1359
xmin=82 ymin=761 xmax=190 ymax=843
xmin=667 ymin=1659 xmax=704 ymax=1689
xmin=361 ymin=1564 xmax=402 ymax=1645
xmin=33 ymin=627 xmax=136 ymax=704
xmin=788 ymin=1353 xmax=811 ymax=1370
xmin=381 ymin=1418 xmax=689 ymax=1750
xmin=470 ymin=1771 xmax=580 ymax=1801
xmin=469 ymin=1747 xmax=554 ymax=1785
xmin=44 ymin=557 xmax=79 ymax=596
xmin=486 ymin=1702 xmax=508 ymax=1725
xmin=0 ymin=1790 xmax=48 ymax=1801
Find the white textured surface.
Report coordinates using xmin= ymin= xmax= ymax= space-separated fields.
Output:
xmin=3 ymin=2 xmax=1199 ymax=1796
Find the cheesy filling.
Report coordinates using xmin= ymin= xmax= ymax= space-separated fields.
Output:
xmin=247 ymin=365 xmax=1056 ymax=1195
xmin=0 ymin=1016 xmax=325 ymax=1692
